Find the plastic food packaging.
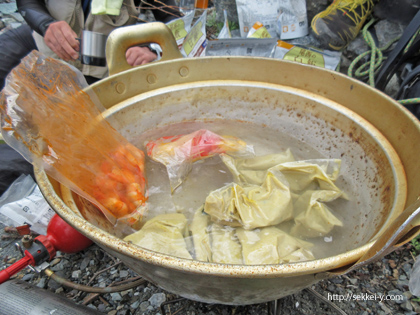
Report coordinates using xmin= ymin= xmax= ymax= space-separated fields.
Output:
xmin=0 ymin=174 xmax=55 ymax=235
xmin=205 ymin=155 xmax=345 ymax=234
xmin=247 ymin=22 xmax=272 ymax=38
xmin=145 ymin=129 xmax=254 ymax=192
xmin=274 ymin=41 xmax=341 ymax=71
xmin=0 ymin=51 xmax=147 ymax=228
xmin=180 ymin=10 xmax=208 ymax=57
xmin=166 ymin=9 xmax=195 ymax=49
xmin=236 ymin=0 xmax=280 ymax=38
xmin=206 ymin=38 xmax=277 ymax=57
xmin=124 ymin=213 xmax=192 ymax=259
xmin=409 ymin=255 xmax=420 ymax=296
xmin=277 ymin=0 xmax=308 ymax=39
xmin=217 ymin=10 xmax=232 ymax=39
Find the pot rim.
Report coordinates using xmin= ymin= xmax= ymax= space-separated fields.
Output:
xmin=35 ymin=56 xmax=420 ymax=279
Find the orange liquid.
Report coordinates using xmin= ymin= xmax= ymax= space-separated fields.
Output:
xmin=195 ymin=0 xmax=208 ymax=9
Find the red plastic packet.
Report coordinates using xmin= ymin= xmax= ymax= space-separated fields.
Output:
xmin=146 ymin=129 xmax=254 ymax=191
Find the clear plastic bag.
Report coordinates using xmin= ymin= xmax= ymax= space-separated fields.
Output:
xmin=0 ymin=174 xmax=55 ymax=235
xmin=145 ymin=129 xmax=254 ymax=192
xmin=0 ymin=51 xmax=147 ymax=228
xmin=409 ymin=255 xmax=420 ymax=296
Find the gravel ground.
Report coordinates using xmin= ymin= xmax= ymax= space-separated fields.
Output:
xmin=1 ymin=1 xmax=420 ymax=314
xmin=1 ymin=223 xmax=419 ymax=315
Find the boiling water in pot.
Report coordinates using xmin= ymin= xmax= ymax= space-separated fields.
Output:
xmin=127 ymin=119 xmax=359 ymax=262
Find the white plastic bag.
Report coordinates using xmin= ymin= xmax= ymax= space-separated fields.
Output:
xmin=236 ymin=0 xmax=279 ymax=38
xmin=277 ymin=0 xmax=308 ymax=39
xmin=0 ymin=175 xmax=55 ymax=235
xmin=409 ymin=255 xmax=420 ymax=296
xmin=217 ymin=10 xmax=232 ymax=39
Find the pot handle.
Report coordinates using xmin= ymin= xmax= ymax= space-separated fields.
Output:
xmin=322 ymin=198 xmax=420 ymax=277
xmin=106 ymin=22 xmax=183 ymax=76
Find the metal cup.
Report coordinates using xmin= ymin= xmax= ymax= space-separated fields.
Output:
xmin=79 ymin=30 xmax=108 ymax=67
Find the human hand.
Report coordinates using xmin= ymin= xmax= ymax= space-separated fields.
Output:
xmin=44 ymin=21 xmax=80 ymax=61
xmin=125 ymin=46 xmax=158 ymax=66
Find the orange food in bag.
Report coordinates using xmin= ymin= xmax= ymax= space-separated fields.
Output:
xmin=0 ymin=51 xmax=147 ymax=226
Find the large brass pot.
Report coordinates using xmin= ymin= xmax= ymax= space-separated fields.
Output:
xmin=36 ymin=23 xmax=420 ymax=305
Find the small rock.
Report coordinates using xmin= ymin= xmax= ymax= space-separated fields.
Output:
xmin=403 ymin=263 xmax=413 ymax=276
xmin=22 ymin=273 xmax=34 ymax=281
xmin=72 ymin=270 xmax=82 ymax=279
xmin=87 ymin=304 xmax=98 ymax=310
xmin=140 ymin=301 xmax=150 ymax=312
xmin=36 ymin=278 xmax=46 ymax=289
xmin=349 ymin=278 xmax=358 ymax=285
xmin=110 ymin=292 xmax=122 ymax=301
xmin=130 ymin=300 xmax=140 ymax=309
xmin=120 ymin=289 xmax=132 ymax=297
xmin=389 ymin=260 xmax=397 ymax=269
xmin=330 ymin=278 xmax=343 ymax=284
xmin=403 ymin=291 xmax=412 ymax=299
xmin=7 ymin=257 xmax=16 ymax=264
xmin=396 ymin=279 xmax=410 ymax=290
xmin=388 ymin=289 xmax=406 ymax=304
xmin=49 ymin=258 xmax=61 ymax=267
xmin=412 ymin=301 xmax=420 ymax=313
xmin=98 ymin=304 xmax=107 ymax=312
xmin=50 ymin=259 xmax=70 ymax=272
xmin=107 ymin=311 xmax=117 ymax=315
xmin=55 ymin=287 xmax=64 ymax=294
xmin=148 ymin=293 xmax=166 ymax=308
xmin=119 ymin=270 xmax=129 ymax=278
xmin=401 ymin=300 xmax=413 ymax=311
xmin=80 ymin=257 xmax=90 ymax=270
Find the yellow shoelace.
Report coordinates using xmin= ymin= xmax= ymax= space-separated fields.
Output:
xmin=312 ymin=0 xmax=375 ymax=30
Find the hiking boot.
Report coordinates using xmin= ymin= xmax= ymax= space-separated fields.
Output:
xmin=311 ymin=0 xmax=376 ymax=50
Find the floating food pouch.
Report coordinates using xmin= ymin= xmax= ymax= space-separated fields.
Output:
xmin=274 ymin=41 xmax=341 ymax=71
xmin=124 ymin=213 xmax=192 ymax=259
xmin=291 ymin=190 xmax=344 ymax=238
xmin=271 ymin=159 xmax=347 ymax=196
xmin=146 ymin=129 xmax=253 ymax=192
xmin=180 ymin=10 xmax=207 ymax=57
xmin=0 ymin=51 xmax=147 ymax=227
xmin=190 ymin=206 xmax=212 ymax=262
xmin=204 ymin=167 xmax=293 ymax=230
xmin=166 ymin=10 xmax=195 ymax=49
xmin=236 ymin=226 xmax=314 ymax=265
xmin=220 ymin=149 xmax=295 ymax=185
xmin=210 ymin=223 xmax=242 ymax=264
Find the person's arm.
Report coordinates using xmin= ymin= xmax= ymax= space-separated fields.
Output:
xmin=16 ymin=0 xmax=56 ymax=36
xmin=17 ymin=0 xmax=79 ymax=61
